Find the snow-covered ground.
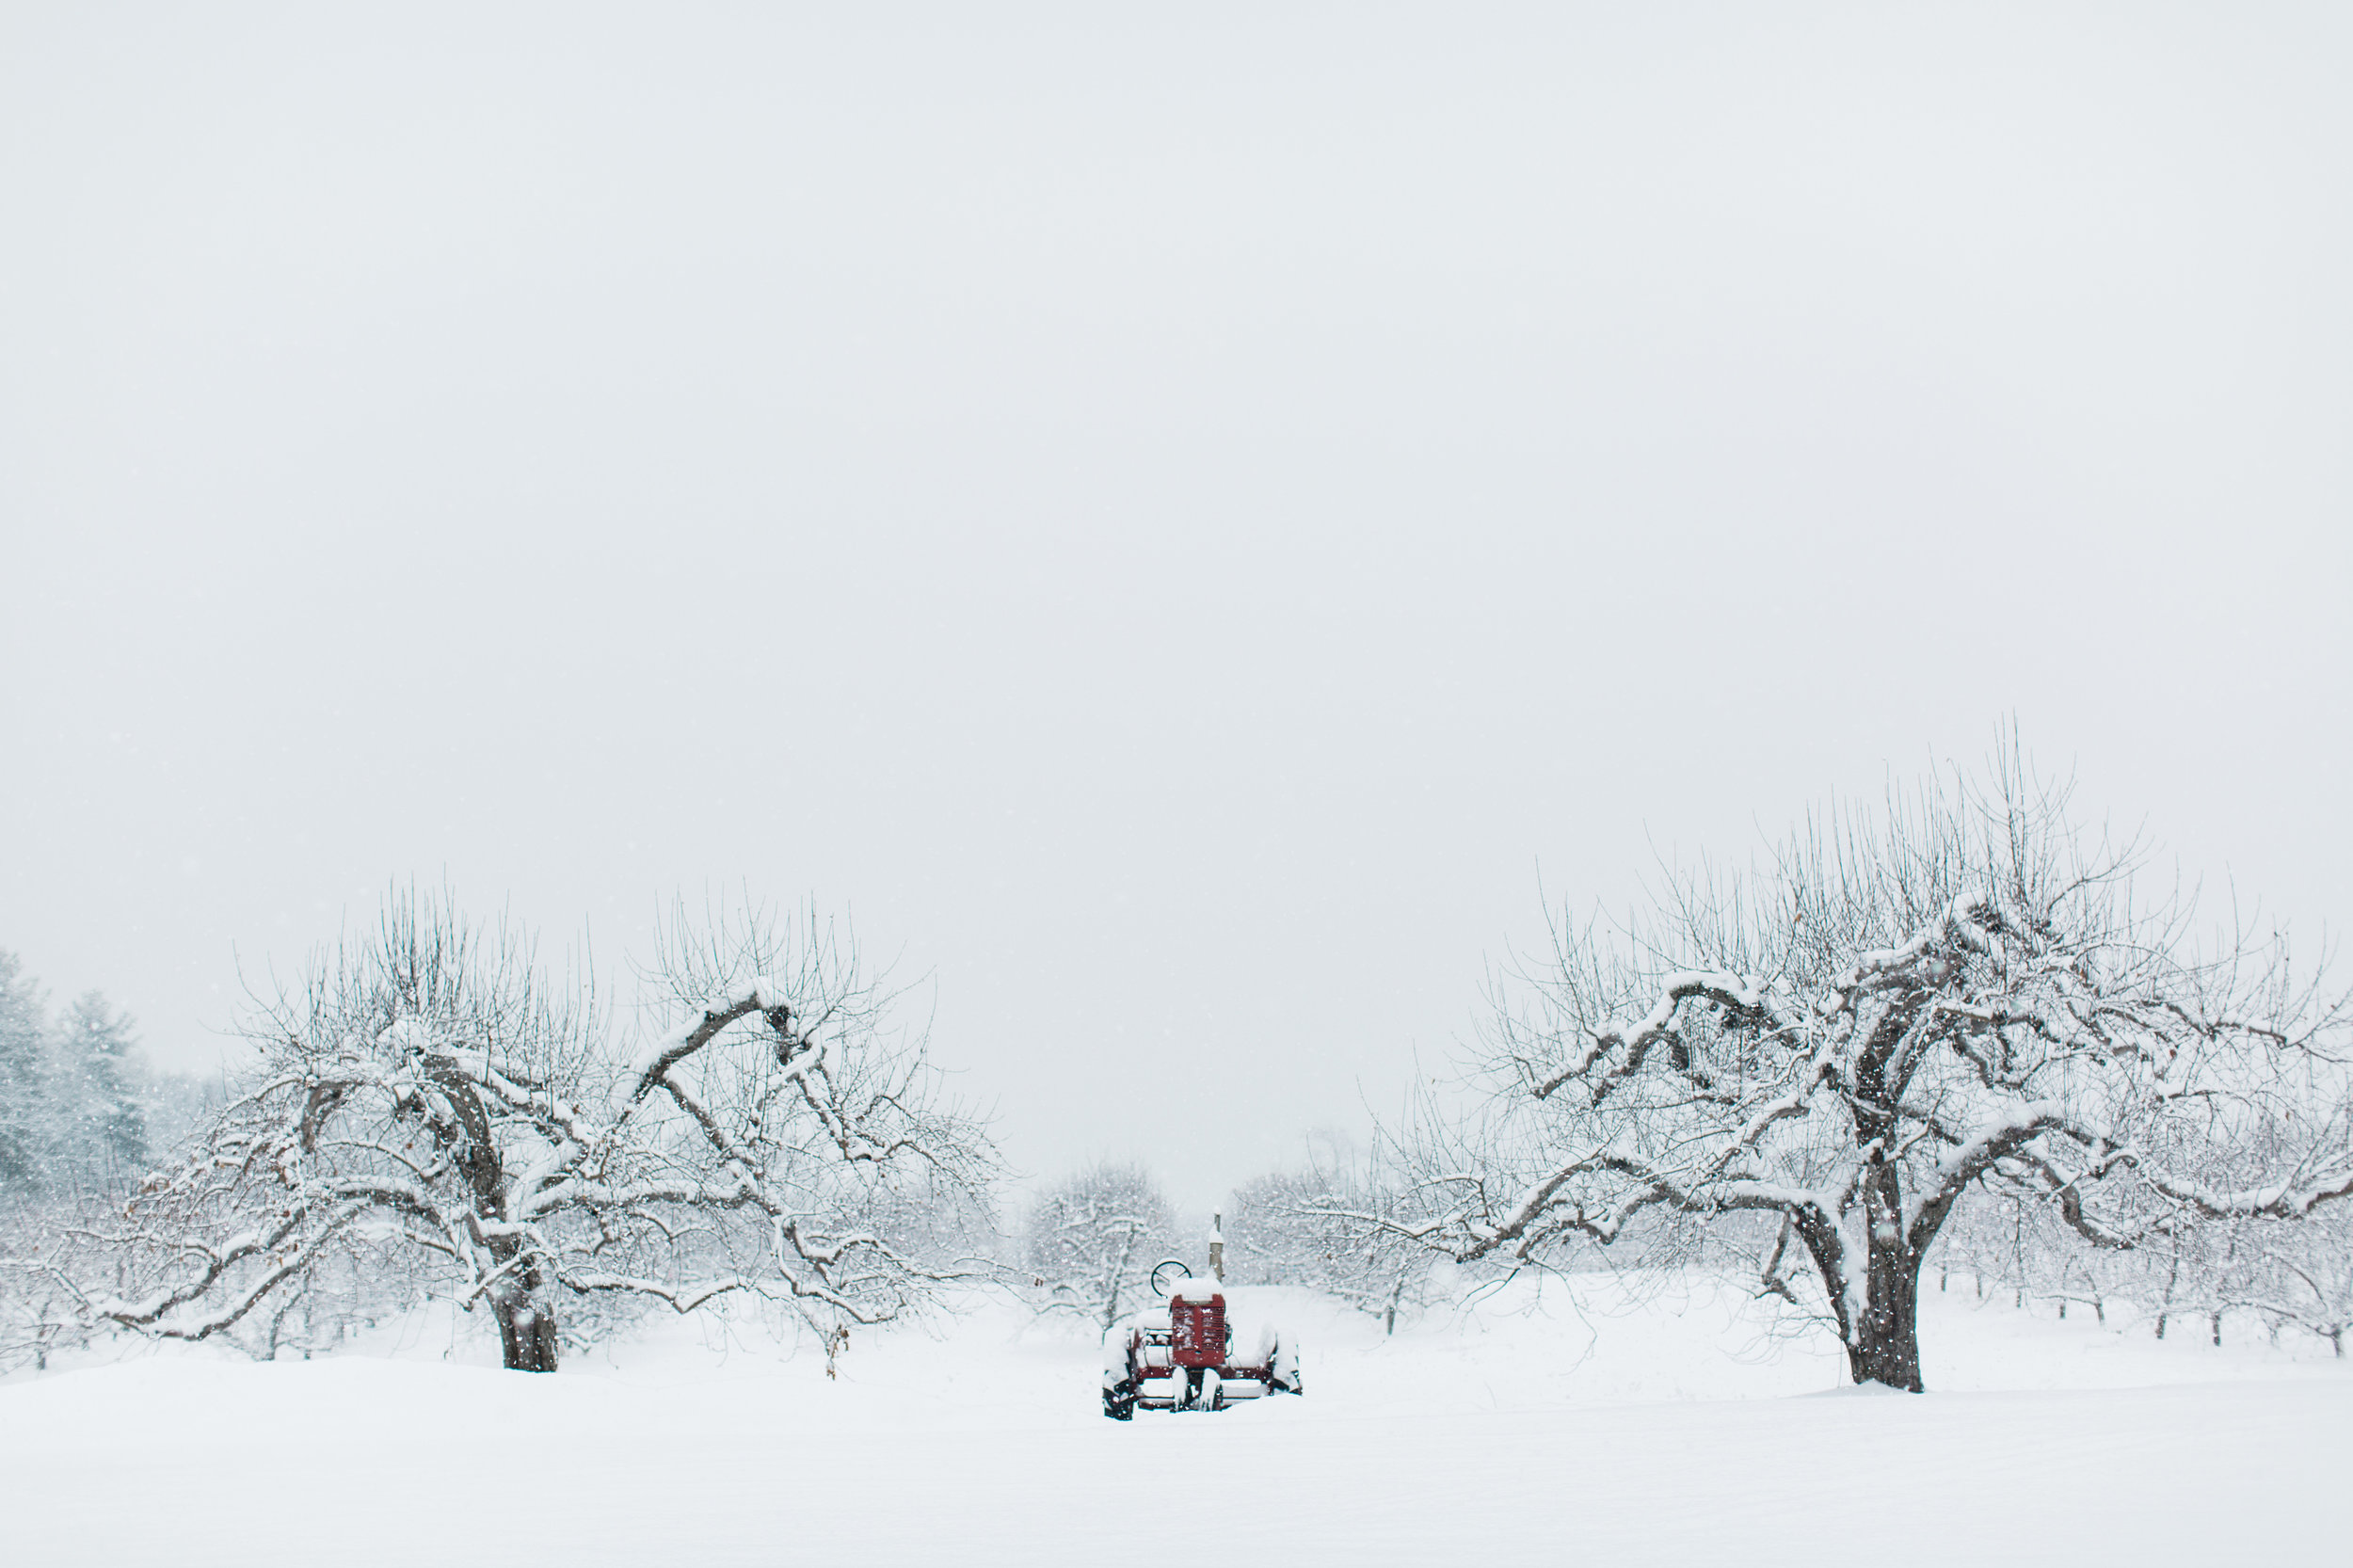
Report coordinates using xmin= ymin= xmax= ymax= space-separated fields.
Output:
xmin=4 ymin=1276 xmax=2345 ymax=1566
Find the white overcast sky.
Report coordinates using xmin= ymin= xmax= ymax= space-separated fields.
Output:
xmin=4 ymin=3 xmax=2348 ymax=1211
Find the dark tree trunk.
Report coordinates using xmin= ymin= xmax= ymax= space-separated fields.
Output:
xmin=425 ymin=1059 xmax=560 ymax=1373
xmin=2154 ymin=1235 xmax=2180 ymax=1340
xmin=494 ymin=1296 xmax=561 ymax=1372
xmin=1849 ymin=1247 xmax=1925 ymax=1391
xmin=1848 ymin=1160 xmax=1925 ymax=1392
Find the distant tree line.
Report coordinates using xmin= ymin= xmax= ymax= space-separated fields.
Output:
xmin=1929 ymin=1178 xmax=2353 ymax=1356
xmin=0 ymin=951 xmax=169 ymax=1203
xmin=0 ymin=951 xmax=229 ymax=1370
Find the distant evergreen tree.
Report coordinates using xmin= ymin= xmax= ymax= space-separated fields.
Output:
xmin=56 ymin=991 xmax=148 ymax=1187
xmin=0 ymin=952 xmax=53 ymax=1196
xmin=0 ymin=952 xmax=154 ymax=1200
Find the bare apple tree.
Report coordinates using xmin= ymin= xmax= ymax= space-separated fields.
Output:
xmin=64 ymin=891 xmax=1000 ymax=1371
xmin=1021 ymin=1160 xmax=1179 ymax=1331
xmin=1381 ymin=754 xmax=2353 ymax=1389
xmin=1228 ymin=1146 xmax=1433 ymax=1333
xmin=2234 ymin=1204 xmax=2353 ymax=1355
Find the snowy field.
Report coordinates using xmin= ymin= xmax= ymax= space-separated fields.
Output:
xmin=4 ymin=1277 xmax=2346 ymax=1567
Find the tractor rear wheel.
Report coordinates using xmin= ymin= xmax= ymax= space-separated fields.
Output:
xmin=1269 ymin=1336 xmax=1304 ymax=1396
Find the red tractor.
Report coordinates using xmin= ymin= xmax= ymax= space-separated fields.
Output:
xmin=1102 ymin=1259 xmax=1304 ymax=1418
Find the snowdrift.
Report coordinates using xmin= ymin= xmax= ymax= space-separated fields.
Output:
xmin=2 ymin=1274 xmax=2345 ymax=1566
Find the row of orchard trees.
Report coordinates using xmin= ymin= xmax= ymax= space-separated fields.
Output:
xmin=1014 ymin=1144 xmax=1436 ymax=1336
xmin=1019 ymin=1149 xmax=2353 ymax=1368
xmin=1932 ymin=1185 xmax=2353 ymax=1354
xmin=8 ymin=749 xmax=2352 ymax=1388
